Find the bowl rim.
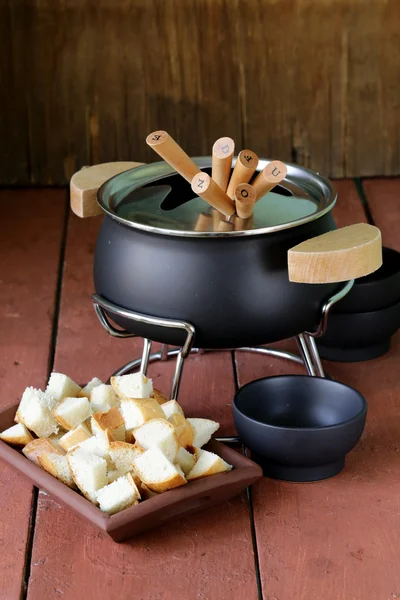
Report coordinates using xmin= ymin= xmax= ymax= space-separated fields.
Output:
xmin=354 ymin=246 xmax=400 ymax=287
xmin=329 ymin=295 xmax=400 ymax=318
xmin=233 ymin=374 xmax=368 ymax=432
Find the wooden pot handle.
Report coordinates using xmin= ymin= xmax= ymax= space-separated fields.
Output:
xmin=288 ymin=223 xmax=382 ymax=284
xmin=70 ymin=162 xmax=144 ymax=218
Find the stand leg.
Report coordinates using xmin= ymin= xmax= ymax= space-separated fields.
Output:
xmin=140 ymin=338 xmax=152 ymax=375
xmin=171 ymin=352 xmax=185 ymax=400
xmin=304 ymin=334 xmax=325 ymax=377
xmin=296 ymin=334 xmax=316 ymax=376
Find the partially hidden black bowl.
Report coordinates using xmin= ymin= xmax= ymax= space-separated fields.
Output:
xmin=317 ymin=297 xmax=400 ymax=362
xmin=233 ymin=375 xmax=367 ymax=482
xmin=333 ymin=247 xmax=400 ymax=313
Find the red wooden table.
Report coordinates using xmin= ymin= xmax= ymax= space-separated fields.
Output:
xmin=0 ymin=180 xmax=399 ymax=600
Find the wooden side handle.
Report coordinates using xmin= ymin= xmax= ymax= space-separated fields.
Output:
xmin=70 ymin=162 xmax=144 ymax=218
xmin=288 ymin=223 xmax=382 ymax=283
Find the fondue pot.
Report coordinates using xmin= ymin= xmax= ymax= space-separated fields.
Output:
xmin=70 ymin=158 xmax=382 ymax=349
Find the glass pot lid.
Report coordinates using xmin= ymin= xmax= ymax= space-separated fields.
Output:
xmin=97 ymin=157 xmax=337 ymax=237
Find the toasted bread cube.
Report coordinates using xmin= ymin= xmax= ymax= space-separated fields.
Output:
xmin=89 ymin=384 xmax=119 ymax=414
xmin=175 ymin=446 xmax=197 ymax=476
xmin=169 ymin=413 xmax=194 ymax=448
xmin=111 ymin=373 xmax=153 ymax=400
xmin=53 ymin=396 xmax=91 ymax=431
xmin=67 ymin=447 xmax=108 ymax=503
xmin=22 ymin=438 xmax=64 ymax=466
xmin=133 ymin=447 xmax=186 ymax=493
xmin=187 ymin=449 xmax=232 ymax=481
xmin=108 ymin=441 xmax=144 ymax=474
xmin=0 ymin=423 xmax=33 ymax=447
xmin=59 ymin=423 xmax=91 ymax=452
xmin=161 ymin=400 xmax=184 ymax=420
xmin=46 ymin=373 xmax=81 ymax=402
xmin=79 ymin=377 xmax=103 ymax=398
xmin=96 ymin=473 xmax=141 ymax=515
xmin=187 ymin=418 xmax=219 ymax=448
xmin=16 ymin=387 xmax=60 ymax=437
xmin=151 ymin=388 xmax=169 ymax=405
xmin=91 ymin=407 xmax=125 ymax=447
xmin=133 ymin=418 xmax=179 ymax=462
xmin=119 ymin=397 xmax=164 ymax=432
xmin=38 ymin=453 xmax=75 ymax=488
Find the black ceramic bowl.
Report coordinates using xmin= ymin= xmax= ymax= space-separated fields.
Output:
xmin=333 ymin=247 xmax=400 ymax=313
xmin=233 ymin=375 xmax=367 ymax=482
xmin=317 ymin=297 xmax=400 ymax=362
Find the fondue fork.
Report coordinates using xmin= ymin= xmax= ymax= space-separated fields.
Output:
xmin=211 ymin=137 xmax=235 ymax=192
xmin=191 ymin=172 xmax=236 ymax=218
xmin=234 ymin=183 xmax=257 ymax=219
xmin=146 ymin=130 xmax=200 ymax=183
xmin=252 ymin=160 xmax=287 ymax=201
xmin=226 ymin=149 xmax=259 ymax=199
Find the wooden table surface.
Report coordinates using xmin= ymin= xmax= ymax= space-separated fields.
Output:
xmin=0 ymin=179 xmax=399 ymax=600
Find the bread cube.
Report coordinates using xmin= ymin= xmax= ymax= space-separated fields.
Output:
xmin=79 ymin=377 xmax=103 ymax=398
xmin=90 ymin=384 xmax=119 ymax=413
xmin=133 ymin=447 xmax=186 ymax=493
xmin=186 ymin=449 xmax=232 ymax=481
xmin=96 ymin=473 xmax=141 ymax=515
xmin=161 ymin=400 xmax=184 ymax=420
xmin=67 ymin=447 xmax=108 ymax=503
xmin=111 ymin=373 xmax=153 ymax=400
xmin=23 ymin=438 xmax=64 ymax=466
xmin=108 ymin=441 xmax=144 ymax=474
xmin=175 ymin=446 xmax=197 ymax=476
xmin=169 ymin=413 xmax=194 ymax=448
xmin=187 ymin=418 xmax=219 ymax=448
xmin=151 ymin=388 xmax=169 ymax=405
xmin=38 ymin=453 xmax=75 ymax=488
xmin=119 ymin=397 xmax=164 ymax=432
xmin=53 ymin=396 xmax=91 ymax=431
xmin=46 ymin=373 xmax=81 ymax=402
xmin=16 ymin=387 xmax=60 ymax=437
xmin=133 ymin=419 xmax=179 ymax=462
xmin=59 ymin=423 xmax=91 ymax=452
xmin=91 ymin=408 xmax=125 ymax=446
xmin=0 ymin=423 xmax=33 ymax=447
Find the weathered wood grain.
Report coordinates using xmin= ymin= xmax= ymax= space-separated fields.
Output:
xmin=0 ymin=190 xmax=66 ymax=599
xmin=1 ymin=0 xmax=400 ymax=185
xmin=235 ymin=181 xmax=400 ymax=599
xmin=26 ymin=212 xmax=258 ymax=600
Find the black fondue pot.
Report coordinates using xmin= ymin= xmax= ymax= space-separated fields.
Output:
xmin=89 ymin=158 xmax=344 ymax=348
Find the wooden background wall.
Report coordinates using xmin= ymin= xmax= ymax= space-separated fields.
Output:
xmin=1 ymin=0 xmax=400 ymax=185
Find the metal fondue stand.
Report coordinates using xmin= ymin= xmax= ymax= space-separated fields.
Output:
xmin=92 ymin=277 xmax=354 ymax=401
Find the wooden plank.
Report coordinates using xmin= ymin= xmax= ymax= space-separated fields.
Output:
xmin=0 ymin=189 xmax=66 ymax=599
xmin=362 ymin=178 xmax=400 ymax=251
xmin=0 ymin=3 xmax=29 ymax=183
xmin=26 ymin=213 xmax=258 ymax=600
xmin=2 ymin=0 xmax=400 ymax=184
xmin=235 ymin=181 xmax=400 ymax=599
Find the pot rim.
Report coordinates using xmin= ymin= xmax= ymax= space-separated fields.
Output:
xmin=233 ymin=374 xmax=368 ymax=432
xmin=97 ymin=157 xmax=337 ymax=238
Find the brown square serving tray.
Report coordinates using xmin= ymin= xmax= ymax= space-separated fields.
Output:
xmin=0 ymin=403 xmax=262 ymax=542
